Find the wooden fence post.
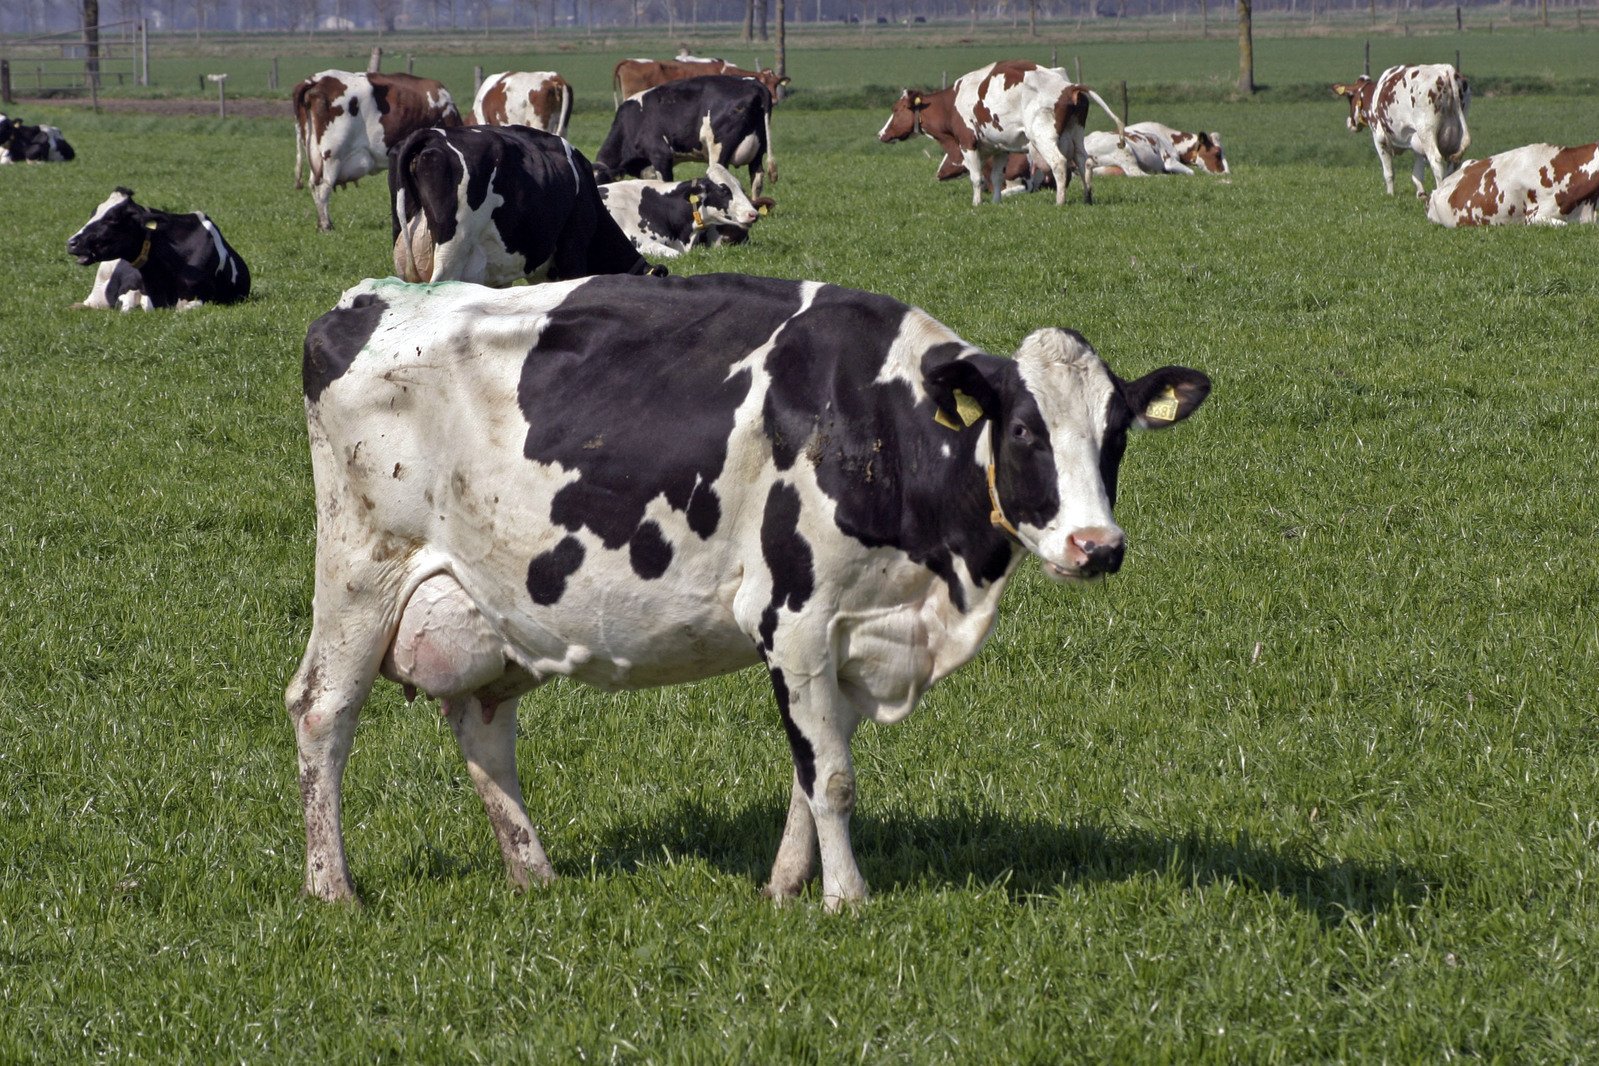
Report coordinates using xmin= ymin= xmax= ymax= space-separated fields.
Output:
xmin=1120 ymin=80 xmax=1128 ymax=128
xmin=473 ymin=65 xmax=484 ymax=92
xmin=139 ymin=19 xmax=149 ymax=87
xmin=407 ymin=55 xmax=415 ymax=75
xmin=368 ymin=46 xmax=382 ymax=73
xmin=1 ymin=61 xmax=11 ymax=106
xmin=1364 ymin=39 xmax=1370 ymax=77
xmin=270 ymin=56 xmax=279 ymax=91
xmin=209 ymin=74 xmax=229 ymax=119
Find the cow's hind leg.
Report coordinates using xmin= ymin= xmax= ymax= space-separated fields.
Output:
xmin=286 ymin=606 xmax=393 ymax=902
xmin=444 ymin=697 xmax=556 ymax=890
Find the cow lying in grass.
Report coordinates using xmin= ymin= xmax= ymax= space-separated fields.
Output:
xmin=597 ymin=163 xmax=766 ymax=258
xmin=0 ymin=113 xmax=74 ymax=163
xmin=1426 ymin=142 xmax=1599 ymax=227
xmin=67 ymin=188 xmax=251 ymax=310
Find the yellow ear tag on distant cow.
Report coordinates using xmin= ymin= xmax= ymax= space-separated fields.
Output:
xmin=934 ymin=389 xmax=984 ymax=431
xmin=1146 ymin=385 xmax=1181 ymax=423
xmin=758 ymin=204 xmax=769 ymax=216
xmin=913 ymin=96 xmax=923 ymax=106
xmin=144 ymin=220 xmax=158 ymax=230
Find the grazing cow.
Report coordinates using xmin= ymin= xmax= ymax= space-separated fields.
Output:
xmin=595 ymin=75 xmax=777 ymax=195
xmin=390 ymin=124 xmax=657 ymax=285
xmin=0 ymin=113 xmax=75 ymax=163
xmin=597 ymin=162 xmax=764 ymax=258
xmin=66 ymin=187 xmax=250 ymax=310
xmin=1426 ymin=142 xmax=1599 ymax=227
xmin=1333 ymin=64 xmax=1470 ymax=197
xmin=613 ymin=56 xmax=789 ymax=106
xmin=290 ymin=272 xmax=1211 ymax=908
xmin=1086 ymin=122 xmax=1229 ymax=177
xmin=293 ymin=69 xmax=462 ymax=230
xmin=471 ymin=71 xmax=573 ymax=137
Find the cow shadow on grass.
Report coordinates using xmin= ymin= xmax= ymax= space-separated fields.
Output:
xmin=586 ymin=798 xmax=1436 ymax=924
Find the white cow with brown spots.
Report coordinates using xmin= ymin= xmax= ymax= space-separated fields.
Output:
xmin=1333 ymin=64 xmax=1470 ymax=198
xmin=1426 ymin=142 xmax=1599 ymax=227
xmin=471 ymin=71 xmax=572 ymax=137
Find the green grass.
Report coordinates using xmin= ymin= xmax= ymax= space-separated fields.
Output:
xmin=3 ymin=37 xmax=1598 ymax=1062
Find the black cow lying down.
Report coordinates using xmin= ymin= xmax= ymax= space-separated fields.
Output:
xmin=391 ymin=124 xmax=660 ymax=285
xmin=67 ymin=188 xmax=251 ymax=310
xmin=290 ymin=272 xmax=1211 ymax=907
xmin=0 ymin=113 xmax=74 ymax=163
xmin=596 ymin=162 xmax=765 ymax=258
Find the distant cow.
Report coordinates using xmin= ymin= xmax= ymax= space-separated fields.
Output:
xmin=1426 ymin=142 xmax=1599 ymax=227
xmin=1086 ymin=122 xmax=1229 ymax=177
xmin=595 ymin=75 xmax=777 ymax=195
xmin=390 ymin=124 xmax=656 ymax=285
xmin=0 ymin=113 xmax=74 ymax=163
xmin=293 ymin=69 xmax=462 ymax=230
xmin=290 ymin=272 xmax=1211 ymax=907
xmin=1333 ymin=64 xmax=1470 ymax=197
xmin=67 ymin=187 xmax=250 ymax=310
xmin=613 ymin=56 xmax=788 ymax=105
xmin=597 ymin=162 xmax=763 ymax=258
xmin=472 ymin=71 xmax=572 ymax=137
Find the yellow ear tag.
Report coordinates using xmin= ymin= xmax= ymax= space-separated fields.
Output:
xmin=758 ymin=204 xmax=769 ymax=216
xmin=688 ymin=193 xmax=700 ymax=204
xmin=692 ymin=209 xmax=704 ymax=227
xmin=1145 ymin=385 xmax=1180 ymax=423
xmin=934 ymin=389 xmax=984 ymax=431
xmin=144 ymin=220 xmax=159 ymax=230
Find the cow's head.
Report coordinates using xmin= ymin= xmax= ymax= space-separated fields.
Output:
xmin=878 ymin=90 xmax=931 ymax=143
xmin=689 ymin=163 xmax=761 ymax=230
xmin=66 ymin=188 xmax=153 ymax=266
xmin=924 ymin=330 xmax=1209 ymax=581
xmin=0 ymin=114 xmax=15 ymax=144
xmin=753 ymin=69 xmax=792 ymax=99
xmin=1179 ymin=131 xmax=1229 ymax=174
xmin=1332 ymin=79 xmax=1375 ymax=132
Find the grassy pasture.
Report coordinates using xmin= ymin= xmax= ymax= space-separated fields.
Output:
xmin=3 ymin=36 xmax=1598 ymax=1062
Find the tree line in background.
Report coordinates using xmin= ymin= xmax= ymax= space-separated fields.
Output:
xmin=1 ymin=0 xmax=1577 ymax=35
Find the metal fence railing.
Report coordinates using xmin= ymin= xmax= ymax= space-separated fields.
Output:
xmin=0 ymin=20 xmax=149 ymax=103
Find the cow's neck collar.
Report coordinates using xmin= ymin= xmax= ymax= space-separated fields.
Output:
xmin=129 ymin=223 xmax=155 ymax=270
xmin=984 ymin=421 xmax=1020 ymax=542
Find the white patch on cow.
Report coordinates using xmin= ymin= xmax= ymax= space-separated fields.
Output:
xmin=559 ymin=137 xmax=582 ymax=192
xmin=197 ymin=214 xmax=235 ymax=281
xmin=68 ymin=188 xmax=131 ymax=245
xmin=873 ymin=308 xmax=967 ymax=388
xmin=1009 ymin=329 xmax=1121 ymax=568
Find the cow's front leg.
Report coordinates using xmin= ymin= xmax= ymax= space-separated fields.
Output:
xmin=762 ymin=772 xmax=817 ymax=902
xmin=766 ymin=663 xmax=866 ymax=910
xmin=311 ymin=177 xmax=335 ymax=231
xmin=445 ymin=696 xmax=556 ymax=890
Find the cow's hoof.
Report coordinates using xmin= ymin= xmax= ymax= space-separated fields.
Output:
xmin=301 ymin=883 xmax=361 ymax=906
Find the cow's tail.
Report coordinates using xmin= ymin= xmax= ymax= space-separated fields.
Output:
xmin=388 ymin=135 xmax=441 ymax=282
xmin=305 ymin=89 xmax=336 ymax=187
xmin=612 ymin=63 xmax=623 ymax=109
xmin=292 ymin=81 xmax=313 ymax=188
xmin=557 ymin=78 xmax=575 ymax=139
xmin=1442 ymin=72 xmax=1471 ymax=164
xmin=1081 ymin=88 xmax=1126 ymax=146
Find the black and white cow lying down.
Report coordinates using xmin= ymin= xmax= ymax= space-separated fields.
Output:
xmin=596 ymin=162 xmax=764 ymax=257
xmin=67 ymin=188 xmax=251 ymax=310
xmin=391 ymin=124 xmax=657 ymax=284
xmin=0 ymin=113 xmax=74 ymax=163
xmin=291 ymin=273 xmax=1211 ymax=907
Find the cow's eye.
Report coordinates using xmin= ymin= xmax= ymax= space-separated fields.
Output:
xmin=1010 ymin=421 xmax=1033 ymax=444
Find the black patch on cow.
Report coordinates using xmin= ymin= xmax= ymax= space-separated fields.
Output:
xmin=635 ymin=185 xmax=695 ymax=245
xmin=628 ymin=520 xmax=673 ymax=579
xmin=519 ymin=273 xmax=804 ymax=564
xmin=526 ymin=536 xmax=586 ymax=606
xmin=990 ymin=387 xmax=1061 ymax=534
xmin=303 ymin=294 xmax=387 ymax=403
xmin=761 ymin=290 xmax=1019 ymax=609
xmin=348 ymin=97 xmax=359 ymax=117
xmin=758 ymin=482 xmax=814 ymax=650
xmin=769 ymin=667 xmax=817 ymax=797
xmin=1096 ymin=391 xmax=1134 ymax=507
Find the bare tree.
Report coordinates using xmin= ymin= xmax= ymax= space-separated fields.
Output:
xmin=1237 ymin=0 xmax=1254 ymax=94
xmin=776 ymin=0 xmax=786 ymax=86
xmin=83 ymin=0 xmax=101 ymax=86
xmin=743 ymin=0 xmax=753 ymax=39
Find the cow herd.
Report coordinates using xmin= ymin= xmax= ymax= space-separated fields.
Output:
xmin=18 ymin=47 xmax=1595 ymax=908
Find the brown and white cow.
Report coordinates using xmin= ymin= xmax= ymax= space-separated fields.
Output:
xmin=471 ymin=71 xmax=572 ymax=137
xmin=953 ymin=63 xmax=1126 ymax=206
xmin=613 ymin=56 xmax=789 ymax=105
xmin=1426 ymin=142 xmax=1599 ymax=227
xmin=293 ymin=70 xmax=462 ymax=231
xmin=1333 ymin=64 xmax=1470 ymax=198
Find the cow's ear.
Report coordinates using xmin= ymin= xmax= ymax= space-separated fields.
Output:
xmin=1331 ymin=83 xmax=1350 ymax=98
xmin=1123 ymin=366 xmax=1210 ymax=429
xmin=924 ymin=354 xmax=1005 ymax=432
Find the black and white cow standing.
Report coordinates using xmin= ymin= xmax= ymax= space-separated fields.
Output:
xmin=596 ymin=162 xmax=763 ymax=257
xmin=0 ymin=113 xmax=75 ymax=163
xmin=594 ymin=75 xmax=777 ymax=195
xmin=290 ymin=273 xmax=1211 ymax=908
xmin=390 ymin=125 xmax=657 ymax=284
xmin=66 ymin=188 xmax=250 ymax=310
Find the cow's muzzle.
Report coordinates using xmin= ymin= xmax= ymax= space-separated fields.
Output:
xmin=1042 ymin=527 xmax=1126 ymax=581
